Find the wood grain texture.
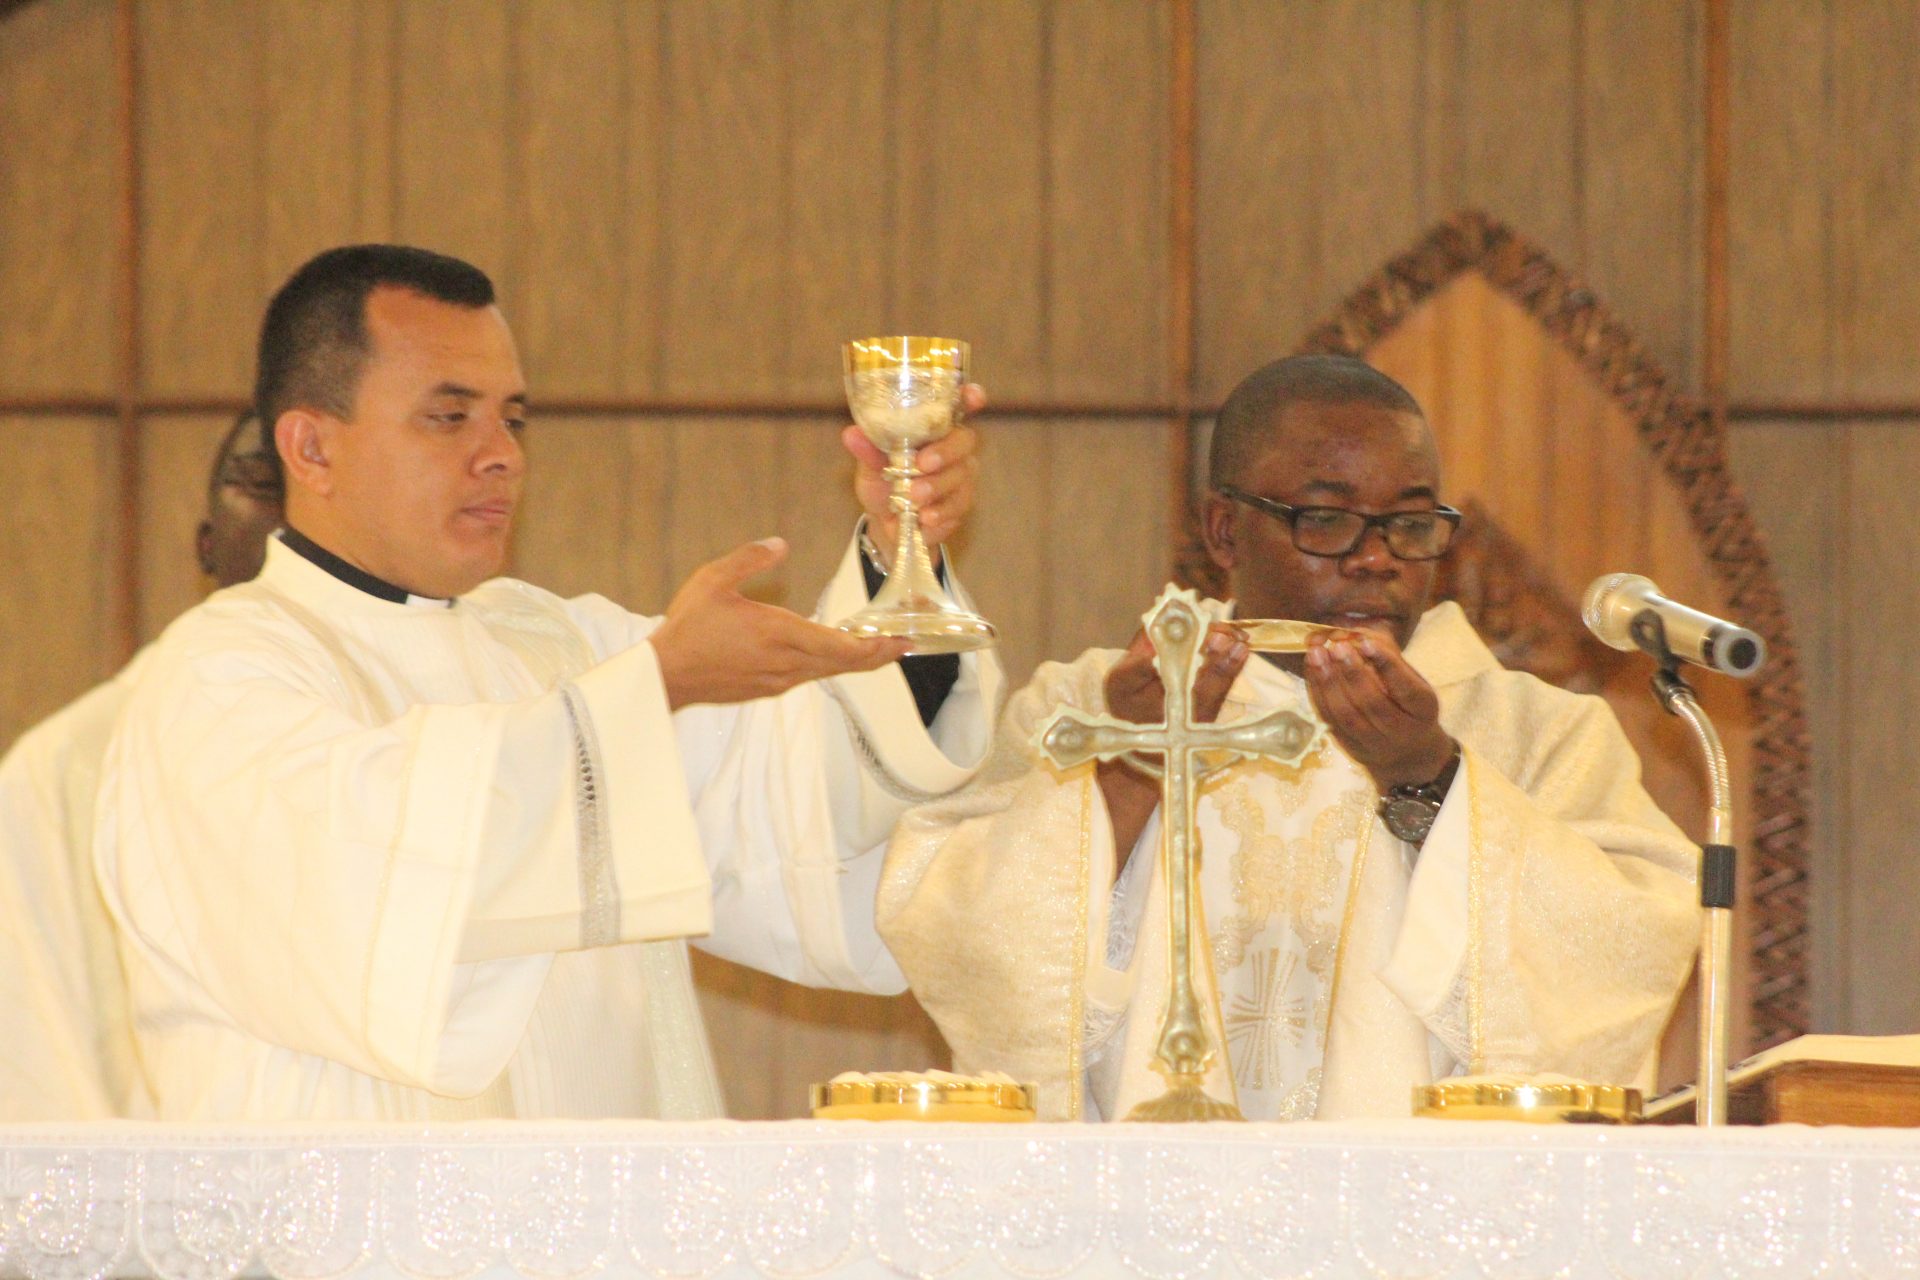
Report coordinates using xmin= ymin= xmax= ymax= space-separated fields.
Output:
xmin=1446 ymin=0 xmax=1580 ymax=255
xmin=892 ymin=0 xmax=1048 ymax=398
xmin=1843 ymin=423 xmax=1920 ymax=1033
xmin=261 ymin=0 xmax=391 ymax=294
xmin=137 ymin=0 xmax=261 ymax=396
xmin=1047 ymin=0 xmax=1171 ymax=401
xmin=1728 ymin=0 xmax=1829 ymax=400
xmin=783 ymin=0 xmax=892 ymax=398
xmin=393 ymin=1 xmax=509 ymax=278
xmin=510 ymin=416 xmax=674 ymax=614
xmin=1046 ymin=418 xmax=1175 ymax=657
xmin=1831 ymin=0 xmax=1920 ymax=399
xmin=0 ymin=419 xmax=121 ymax=751
xmin=134 ymin=415 xmax=230 ymax=643
xmin=1729 ymin=420 xmax=1848 ymax=1028
xmin=509 ymin=0 xmax=628 ymax=399
xmin=1580 ymin=0 xmax=1703 ymax=385
xmin=0 ymin=0 xmax=120 ymax=397
xmin=659 ymin=1 xmax=785 ymax=400
xmin=1195 ymin=0 xmax=1424 ymax=402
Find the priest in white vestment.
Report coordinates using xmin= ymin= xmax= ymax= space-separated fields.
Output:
xmin=880 ymin=355 xmax=1698 ymax=1122
xmin=95 ymin=245 xmax=998 ymax=1121
xmin=0 ymin=413 xmax=282 ymax=1120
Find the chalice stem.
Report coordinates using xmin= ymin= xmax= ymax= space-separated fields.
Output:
xmin=874 ymin=446 xmax=940 ymax=609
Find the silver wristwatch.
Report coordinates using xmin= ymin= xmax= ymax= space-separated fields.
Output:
xmin=1378 ymin=747 xmax=1461 ymax=845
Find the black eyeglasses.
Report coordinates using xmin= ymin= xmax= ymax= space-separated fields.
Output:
xmin=1218 ymin=485 xmax=1461 ymax=561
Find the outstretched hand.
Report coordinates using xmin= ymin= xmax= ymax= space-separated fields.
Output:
xmin=843 ymin=383 xmax=986 ymax=568
xmin=1303 ymin=630 xmax=1454 ymax=790
xmin=650 ymin=538 xmax=911 ymax=709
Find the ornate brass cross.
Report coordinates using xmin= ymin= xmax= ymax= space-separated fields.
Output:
xmin=1034 ymin=587 xmax=1323 ymax=1121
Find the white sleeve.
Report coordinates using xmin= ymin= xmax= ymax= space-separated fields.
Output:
xmin=1376 ymin=693 xmax=1698 ymax=1083
xmin=98 ymin=629 xmax=711 ymax=1098
xmin=672 ymin=534 xmax=1001 ymax=993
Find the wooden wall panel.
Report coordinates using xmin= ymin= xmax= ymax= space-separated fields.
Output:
xmin=1729 ymin=1 xmax=1829 ymax=401
xmin=1047 ymin=0 xmax=1171 ymax=401
xmin=1440 ymin=1 xmax=1580 ymax=254
xmin=137 ymin=0 xmax=261 ymax=396
xmin=1197 ymin=1 xmax=1700 ymax=399
xmin=511 ymin=417 xmax=673 ymax=613
xmin=0 ymin=420 xmax=121 ymax=750
xmin=660 ymin=3 xmax=785 ymax=400
xmin=0 ymin=0 xmax=119 ymax=397
xmin=784 ymin=0 xmax=892 ymax=398
xmin=394 ymin=3 xmax=509 ymax=280
xmin=1047 ymin=419 xmax=1175 ymax=656
xmin=892 ymin=1 xmax=1048 ymax=397
xmin=1831 ymin=1 xmax=1920 ymax=399
xmin=955 ymin=420 xmax=1052 ymax=686
xmin=1844 ymin=423 xmax=1920 ymax=1034
xmin=1195 ymin=0 xmax=1424 ymax=402
xmin=134 ymin=415 xmax=229 ymax=643
xmin=1728 ymin=420 xmax=1849 ymax=1028
xmin=1580 ymin=0 xmax=1702 ymax=385
xmin=261 ymin=0 xmax=394 ymax=287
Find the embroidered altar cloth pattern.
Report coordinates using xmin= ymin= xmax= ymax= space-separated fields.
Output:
xmin=3 ymin=1121 xmax=1919 ymax=1279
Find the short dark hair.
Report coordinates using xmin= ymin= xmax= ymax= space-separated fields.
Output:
xmin=1208 ymin=354 xmax=1425 ymax=489
xmin=252 ymin=244 xmax=495 ymax=452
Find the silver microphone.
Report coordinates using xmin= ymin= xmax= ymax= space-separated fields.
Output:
xmin=1581 ymin=573 xmax=1766 ymax=678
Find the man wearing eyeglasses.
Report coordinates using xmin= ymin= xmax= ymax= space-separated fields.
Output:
xmin=879 ymin=354 xmax=1697 ymax=1122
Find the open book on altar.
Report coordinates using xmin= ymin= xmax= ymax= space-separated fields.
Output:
xmin=1646 ymin=1034 xmax=1920 ymax=1126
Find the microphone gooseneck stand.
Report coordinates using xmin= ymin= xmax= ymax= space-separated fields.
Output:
xmin=1630 ymin=612 xmax=1736 ymax=1127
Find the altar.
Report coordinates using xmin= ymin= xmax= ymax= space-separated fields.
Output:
xmin=4 ymin=1120 xmax=1919 ymax=1279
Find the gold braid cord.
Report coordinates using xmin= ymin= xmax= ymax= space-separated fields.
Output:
xmin=1175 ymin=210 xmax=1812 ymax=1047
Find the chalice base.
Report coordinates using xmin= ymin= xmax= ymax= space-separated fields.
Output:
xmin=839 ymin=604 xmax=997 ymax=655
xmin=1124 ymin=1074 xmax=1245 ymax=1123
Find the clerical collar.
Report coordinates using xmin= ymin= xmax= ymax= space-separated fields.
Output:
xmin=275 ymin=527 xmax=454 ymax=609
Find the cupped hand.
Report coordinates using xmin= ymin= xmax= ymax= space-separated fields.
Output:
xmin=650 ymin=538 xmax=911 ymax=709
xmin=1303 ymin=629 xmax=1455 ymax=790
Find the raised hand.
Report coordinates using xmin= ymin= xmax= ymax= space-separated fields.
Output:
xmin=1303 ymin=629 xmax=1455 ymax=790
xmin=842 ymin=383 xmax=986 ymax=567
xmin=650 ymin=538 xmax=911 ymax=709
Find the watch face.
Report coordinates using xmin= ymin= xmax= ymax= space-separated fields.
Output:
xmin=1382 ymin=793 xmax=1439 ymax=844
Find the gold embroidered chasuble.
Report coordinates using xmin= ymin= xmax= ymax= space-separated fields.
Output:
xmin=879 ymin=599 xmax=1699 ymax=1122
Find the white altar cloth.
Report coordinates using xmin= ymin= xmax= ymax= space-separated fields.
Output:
xmin=2 ymin=1119 xmax=1918 ymax=1279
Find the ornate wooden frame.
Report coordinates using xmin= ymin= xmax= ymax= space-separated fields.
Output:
xmin=1179 ymin=210 xmax=1812 ymax=1047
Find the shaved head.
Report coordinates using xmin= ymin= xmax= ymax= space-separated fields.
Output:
xmin=1209 ymin=354 xmax=1429 ymax=490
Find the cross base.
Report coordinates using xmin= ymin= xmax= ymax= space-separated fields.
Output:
xmin=1124 ymin=1073 xmax=1245 ymax=1123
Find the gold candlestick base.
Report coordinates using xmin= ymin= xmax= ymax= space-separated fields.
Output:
xmin=1125 ymin=1074 xmax=1246 ymax=1123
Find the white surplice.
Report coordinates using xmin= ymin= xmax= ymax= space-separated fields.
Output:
xmin=0 ymin=656 xmax=152 ymax=1120
xmin=96 ymin=533 xmax=998 ymax=1121
xmin=879 ymin=596 xmax=1698 ymax=1121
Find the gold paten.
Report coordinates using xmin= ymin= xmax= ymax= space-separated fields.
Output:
xmin=1228 ymin=618 xmax=1345 ymax=653
xmin=1034 ymin=587 xmax=1324 ymax=1122
xmin=810 ymin=1079 xmax=1036 ymax=1122
xmin=1414 ymin=1078 xmax=1642 ymax=1124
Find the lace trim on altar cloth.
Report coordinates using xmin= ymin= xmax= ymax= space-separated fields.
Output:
xmin=3 ymin=1125 xmax=1919 ymax=1279
xmin=560 ymin=683 xmax=619 ymax=948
